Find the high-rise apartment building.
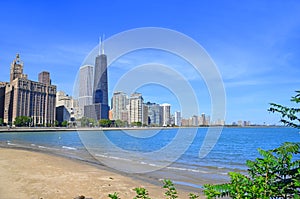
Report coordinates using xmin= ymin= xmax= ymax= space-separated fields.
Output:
xmin=174 ymin=111 xmax=181 ymax=126
xmin=129 ymin=92 xmax=143 ymax=124
xmin=142 ymin=104 xmax=148 ymax=125
xmin=112 ymin=91 xmax=128 ymax=121
xmin=4 ymin=54 xmax=56 ymax=126
xmin=78 ymin=65 xmax=94 ymax=117
xmin=198 ymin=113 xmax=209 ymax=126
xmin=145 ymin=102 xmax=162 ymax=126
xmin=161 ymin=103 xmax=171 ymax=126
xmin=191 ymin=115 xmax=198 ymax=126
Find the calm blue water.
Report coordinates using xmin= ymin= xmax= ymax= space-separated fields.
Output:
xmin=0 ymin=127 xmax=299 ymax=188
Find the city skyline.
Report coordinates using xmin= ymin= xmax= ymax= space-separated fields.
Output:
xmin=1 ymin=1 xmax=299 ymax=125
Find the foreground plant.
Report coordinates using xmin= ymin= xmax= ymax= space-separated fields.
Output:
xmin=204 ymin=142 xmax=300 ymax=198
xmin=269 ymin=90 xmax=300 ymax=128
xmin=204 ymin=91 xmax=300 ymax=198
xmin=189 ymin=193 xmax=200 ymax=199
xmin=133 ymin=187 xmax=151 ymax=199
xmin=163 ymin=179 xmax=178 ymax=199
xmin=108 ymin=192 xmax=121 ymax=199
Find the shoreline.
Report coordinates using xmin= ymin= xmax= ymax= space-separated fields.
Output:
xmin=0 ymin=125 xmax=287 ymax=133
xmin=0 ymin=147 xmax=204 ymax=199
xmin=0 ymin=143 xmax=226 ymax=191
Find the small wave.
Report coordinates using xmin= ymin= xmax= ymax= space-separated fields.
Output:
xmin=167 ymin=166 xmax=186 ymax=171
xmin=31 ymin=144 xmax=36 ymax=146
xmin=62 ymin=146 xmax=77 ymax=150
xmin=95 ymin=153 xmax=132 ymax=162
xmin=38 ymin=145 xmax=49 ymax=149
xmin=148 ymin=163 xmax=159 ymax=167
xmin=7 ymin=142 xmax=16 ymax=146
xmin=95 ymin=153 xmax=107 ymax=158
xmin=187 ymin=168 xmax=202 ymax=173
xmin=166 ymin=166 xmax=209 ymax=174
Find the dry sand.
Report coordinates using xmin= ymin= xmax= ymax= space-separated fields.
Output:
xmin=0 ymin=148 xmax=204 ymax=199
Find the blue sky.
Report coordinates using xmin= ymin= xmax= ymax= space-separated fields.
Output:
xmin=0 ymin=0 xmax=300 ymax=124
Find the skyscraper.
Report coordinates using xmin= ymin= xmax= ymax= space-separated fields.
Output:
xmin=94 ymin=37 xmax=109 ymax=119
xmin=93 ymin=38 xmax=108 ymax=106
xmin=4 ymin=54 xmax=56 ymax=126
xmin=129 ymin=92 xmax=143 ymax=124
xmin=78 ymin=65 xmax=94 ymax=117
xmin=142 ymin=104 xmax=149 ymax=125
xmin=145 ymin=102 xmax=162 ymax=126
xmin=161 ymin=103 xmax=171 ymax=126
xmin=174 ymin=111 xmax=181 ymax=126
xmin=84 ymin=37 xmax=109 ymax=120
xmin=112 ymin=91 xmax=128 ymax=121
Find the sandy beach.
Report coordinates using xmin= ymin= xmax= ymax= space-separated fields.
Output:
xmin=0 ymin=148 xmax=204 ymax=199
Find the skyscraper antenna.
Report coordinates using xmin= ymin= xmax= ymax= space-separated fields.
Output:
xmin=101 ymin=34 xmax=105 ymax=54
xmin=98 ymin=36 xmax=101 ymax=55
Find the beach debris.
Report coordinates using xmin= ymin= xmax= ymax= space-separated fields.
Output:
xmin=74 ymin=195 xmax=86 ymax=199
xmin=73 ymin=195 xmax=93 ymax=199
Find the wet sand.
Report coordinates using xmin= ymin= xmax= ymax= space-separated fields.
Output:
xmin=0 ymin=148 xmax=205 ymax=199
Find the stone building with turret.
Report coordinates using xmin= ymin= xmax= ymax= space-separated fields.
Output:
xmin=3 ymin=54 xmax=56 ymax=126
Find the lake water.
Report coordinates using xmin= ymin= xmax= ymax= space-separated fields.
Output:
xmin=0 ymin=127 xmax=299 ymax=189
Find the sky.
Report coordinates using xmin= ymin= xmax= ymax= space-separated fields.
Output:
xmin=0 ymin=0 xmax=300 ymax=125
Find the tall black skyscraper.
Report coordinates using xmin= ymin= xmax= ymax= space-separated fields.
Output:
xmin=93 ymin=37 xmax=109 ymax=119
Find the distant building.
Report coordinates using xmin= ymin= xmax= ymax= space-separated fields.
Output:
xmin=174 ymin=111 xmax=181 ymax=126
xmin=198 ymin=113 xmax=208 ymax=126
xmin=206 ymin=115 xmax=211 ymax=125
xmin=0 ymin=82 xmax=7 ymax=120
xmin=170 ymin=114 xmax=175 ymax=126
xmin=56 ymin=91 xmax=78 ymax=123
xmin=112 ymin=91 xmax=129 ymax=121
xmin=145 ymin=102 xmax=162 ymax=126
xmin=78 ymin=65 xmax=94 ymax=117
xmin=214 ymin=119 xmax=225 ymax=126
xmin=181 ymin=118 xmax=190 ymax=126
xmin=56 ymin=105 xmax=70 ymax=124
xmin=244 ymin=121 xmax=251 ymax=126
xmin=4 ymin=54 xmax=56 ymax=126
xmin=142 ymin=104 xmax=148 ymax=125
xmin=161 ymin=103 xmax=171 ymax=126
xmin=121 ymin=105 xmax=129 ymax=123
xmin=237 ymin=120 xmax=243 ymax=126
xmin=129 ymin=92 xmax=143 ymax=124
xmin=84 ymin=104 xmax=100 ymax=121
xmin=109 ymin=110 xmax=113 ymax=120
xmin=236 ymin=120 xmax=251 ymax=126
xmin=84 ymin=103 xmax=109 ymax=121
xmin=191 ymin=115 xmax=198 ymax=126
xmin=56 ymin=91 xmax=73 ymax=110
